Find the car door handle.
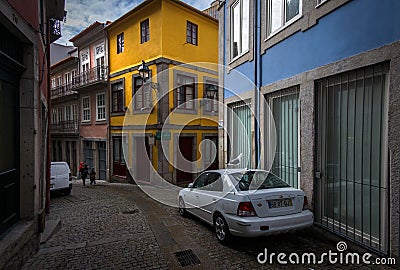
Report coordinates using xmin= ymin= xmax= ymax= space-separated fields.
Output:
xmin=51 ymin=177 xmax=55 ymax=180
xmin=212 ymin=198 xmax=217 ymax=201
xmin=195 ymin=195 xmax=199 ymax=198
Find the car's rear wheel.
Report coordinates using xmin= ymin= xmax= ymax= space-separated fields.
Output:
xmin=178 ymin=197 xmax=187 ymax=217
xmin=214 ymin=214 xmax=231 ymax=243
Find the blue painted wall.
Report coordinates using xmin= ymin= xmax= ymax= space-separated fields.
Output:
xmin=223 ymin=0 xmax=400 ymax=97
xmin=224 ymin=62 xmax=255 ymax=98
xmin=261 ymin=0 xmax=400 ymax=85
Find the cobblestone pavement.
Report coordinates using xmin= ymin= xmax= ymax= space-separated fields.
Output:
xmin=22 ymin=182 xmax=398 ymax=270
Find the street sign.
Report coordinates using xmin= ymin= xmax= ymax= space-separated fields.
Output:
xmin=156 ymin=131 xmax=171 ymax=140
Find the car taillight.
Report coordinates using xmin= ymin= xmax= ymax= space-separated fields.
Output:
xmin=303 ymin=196 xmax=308 ymax=210
xmin=237 ymin=202 xmax=257 ymax=217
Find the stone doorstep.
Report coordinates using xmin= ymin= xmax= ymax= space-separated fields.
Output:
xmin=40 ymin=219 xmax=61 ymax=244
xmin=0 ymin=220 xmax=36 ymax=269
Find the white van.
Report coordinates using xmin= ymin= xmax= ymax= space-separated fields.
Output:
xmin=50 ymin=162 xmax=72 ymax=195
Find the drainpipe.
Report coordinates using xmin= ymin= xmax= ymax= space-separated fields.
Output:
xmin=105 ymin=28 xmax=112 ymax=182
xmin=219 ymin=1 xmax=226 ymax=167
xmin=254 ymin=0 xmax=261 ymax=168
xmin=45 ymin=17 xmax=51 ymax=214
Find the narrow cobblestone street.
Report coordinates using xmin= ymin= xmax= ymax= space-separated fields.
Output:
xmin=22 ymin=182 xmax=397 ymax=270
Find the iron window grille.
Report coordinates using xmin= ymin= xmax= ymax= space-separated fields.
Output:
xmin=315 ymin=62 xmax=389 ymax=254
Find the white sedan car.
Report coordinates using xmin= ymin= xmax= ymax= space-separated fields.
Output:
xmin=178 ymin=169 xmax=313 ymax=243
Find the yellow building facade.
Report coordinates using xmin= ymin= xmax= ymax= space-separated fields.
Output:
xmin=106 ymin=0 xmax=219 ymax=184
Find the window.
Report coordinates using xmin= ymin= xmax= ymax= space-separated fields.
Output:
xmin=64 ymin=72 xmax=71 ymax=91
xmin=57 ymin=76 xmax=62 ymax=86
xmin=71 ymin=69 xmax=77 ymax=85
xmin=83 ymin=141 xmax=93 ymax=169
xmin=176 ymin=75 xmax=195 ymax=110
xmin=186 ymin=21 xmax=198 ymax=45
xmin=141 ymin=19 xmax=150 ymax=43
xmin=133 ymin=76 xmax=146 ymax=110
xmin=228 ymin=100 xmax=252 ymax=168
xmin=82 ymin=96 xmax=90 ymax=122
xmin=95 ymin=43 xmax=105 ymax=79
xmin=266 ymin=87 xmax=300 ymax=188
xmin=231 ymin=0 xmax=249 ymax=59
xmin=267 ymin=0 xmax=301 ymax=36
xmin=111 ymin=81 xmax=124 ymax=113
xmin=64 ymin=72 xmax=71 ymax=85
xmin=193 ymin=173 xmax=208 ymax=188
xmin=57 ymin=107 xmax=64 ymax=123
xmin=82 ymin=63 xmax=89 ymax=82
xmin=117 ymin=33 xmax=124 ymax=54
xmin=72 ymin=104 xmax=78 ymax=129
xmin=52 ymin=108 xmax=57 ymax=124
xmin=51 ymin=78 xmax=56 ymax=89
xmin=65 ymin=105 xmax=72 ymax=122
xmin=96 ymin=93 xmax=106 ymax=121
xmin=81 ymin=49 xmax=89 ymax=82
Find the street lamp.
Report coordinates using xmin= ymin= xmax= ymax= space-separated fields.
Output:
xmin=138 ymin=60 xmax=150 ymax=82
xmin=204 ymin=83 xmax=218 ymax=112
xmin=138 ymin=60 xmax=159 ymax=90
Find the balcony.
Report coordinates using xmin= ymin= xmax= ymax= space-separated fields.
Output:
xmin=51 ymin=83 xmax=78 ymax=99
xmin=51 ymin=120 xmax=79 ymax=134
xmin=72 ymin=66 xmax=108 ymax=89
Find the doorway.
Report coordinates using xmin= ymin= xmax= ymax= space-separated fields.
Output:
xmin=0 ymin=65 xmax=19 ymax=234
xmin=315 ymin=63 xmax=389 ymax=253
xmin=135 ymin=136 xmax=151 ymax=181
xmin=176 ymin=136 xmax=195 ymax=184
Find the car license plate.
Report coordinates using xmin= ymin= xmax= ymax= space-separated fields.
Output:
xmin=268 ymin=199 xmax=292 ymax=208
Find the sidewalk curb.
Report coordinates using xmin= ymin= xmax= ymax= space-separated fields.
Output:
xmin=40 ymin=219 xmax=61 ymax=244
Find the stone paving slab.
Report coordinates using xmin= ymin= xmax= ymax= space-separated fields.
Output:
xmin=22 ymin=182 xmax=398 ymax=270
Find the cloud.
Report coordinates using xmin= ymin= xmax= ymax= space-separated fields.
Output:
xmin=57 ymin=0 xmax=214 ymax=45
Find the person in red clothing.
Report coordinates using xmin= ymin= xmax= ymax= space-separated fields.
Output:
xmin=79 ymin=161 xmax=84 ymax=171
xmin=79 ymin=164 xmax=89 ymax=186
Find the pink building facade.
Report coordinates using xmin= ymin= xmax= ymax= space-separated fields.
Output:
xmin=70 ymin=22 xmax=110 ymax=180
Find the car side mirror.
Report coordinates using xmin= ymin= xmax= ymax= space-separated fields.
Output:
xmin=188 ymin=183 xmax=194 ymax=188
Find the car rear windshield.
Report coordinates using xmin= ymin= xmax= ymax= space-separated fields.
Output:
xmin=229 ymin=171 xmax=290 ymax=191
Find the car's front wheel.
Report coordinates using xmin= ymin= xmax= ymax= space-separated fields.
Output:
xmin=178 ymin=197 xmax=188 ymax=217
xmin=214 ymin=214 xmax=231 ymax=244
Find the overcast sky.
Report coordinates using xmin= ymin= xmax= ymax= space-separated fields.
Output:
xmin=57 ymin=0 xmax=214 ymax=45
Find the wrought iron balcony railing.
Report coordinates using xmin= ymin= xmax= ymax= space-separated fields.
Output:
xmin=72 ymin=65 xmax=108 ymax=88
xmin=51 ymin=83 xmax=78 ymax=99
xmin=51 ymin=120 xmax=79 ymax=133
